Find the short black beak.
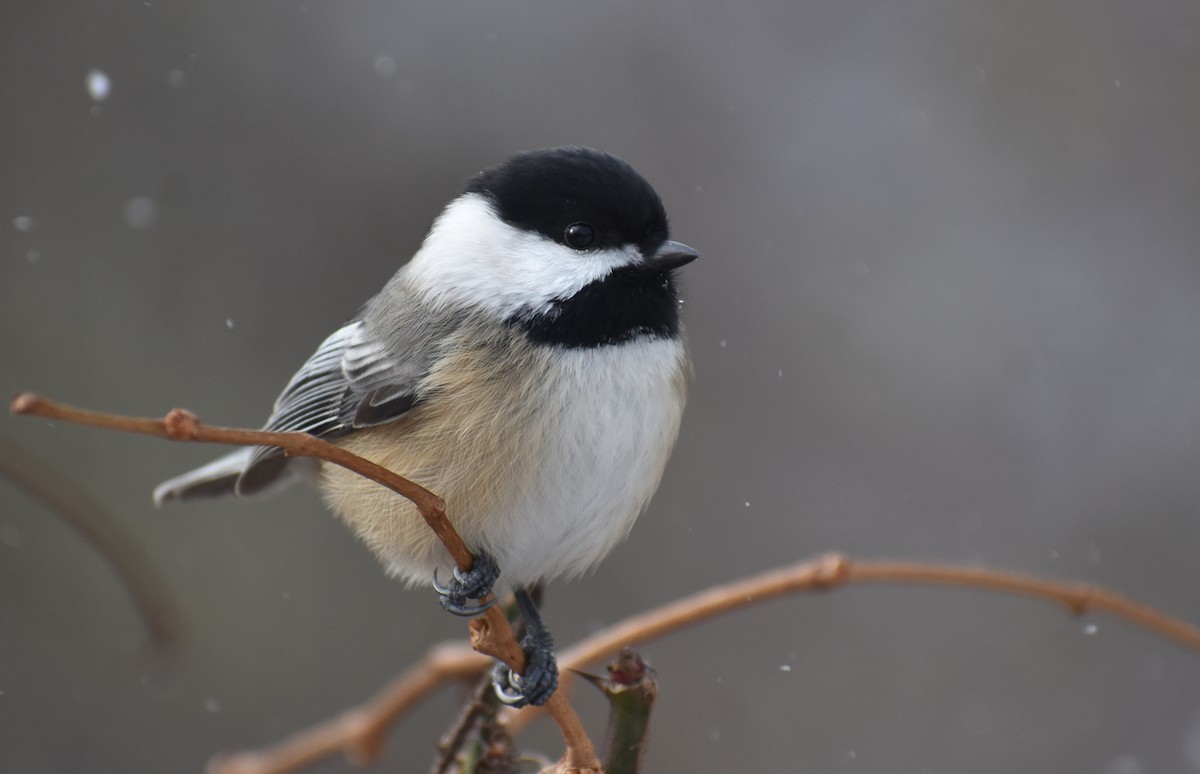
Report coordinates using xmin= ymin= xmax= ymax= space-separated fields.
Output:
xmin=646 ymin=240 xmax=699 ymax=271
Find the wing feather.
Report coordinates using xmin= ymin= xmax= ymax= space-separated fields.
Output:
xmin=236 ymin=319 xmax=428 ymax=494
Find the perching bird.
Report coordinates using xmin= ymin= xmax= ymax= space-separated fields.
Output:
xmin=154 ymin=146 xmax=696 ymax=706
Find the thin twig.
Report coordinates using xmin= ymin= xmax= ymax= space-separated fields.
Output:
xmin=204 ymin=552 xmax=1200 ymax=772
xmin=556 ymin=553 xmax=1200 ymax=666
xmin=430 ymin=670 xmax=500 ymax=774
xmin=470 ymin=616 xmax=597 ymax=770
xmin=507 ymin=552 xmax=1200 ymax=731
xmin=209 ymin=642 xmax=487 ymax=774
xmin=8 ymin=392 xmax=456 ymax=555
xmin=9 ymin=392 xmax=599 ymax=774
xmin=0 ymin=434 xmax=180 ymax=655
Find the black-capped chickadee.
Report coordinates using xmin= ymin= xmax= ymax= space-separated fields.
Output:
xmin=154 ymin=146 xmax=697 ymax=706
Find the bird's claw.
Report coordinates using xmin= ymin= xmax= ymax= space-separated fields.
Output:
xmin=491 ymin=628 xmax=558 ymax=707
xmin=432 ymin=551 xmax=500 ymax=617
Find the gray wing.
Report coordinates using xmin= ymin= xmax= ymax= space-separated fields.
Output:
xmin=154 ymin=316 xmax=431 ymax=503
xmin=238 ymin=318 xmax=429 ymax=494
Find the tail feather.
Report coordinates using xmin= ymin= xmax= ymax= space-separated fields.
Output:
xmin=154 ymin=447 xmax=256 ymax=505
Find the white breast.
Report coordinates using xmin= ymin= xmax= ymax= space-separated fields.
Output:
xmin=320 ymin=334 xmax=689 ymax=589
xmin=494 ymin=337 xmax=689 ymax=585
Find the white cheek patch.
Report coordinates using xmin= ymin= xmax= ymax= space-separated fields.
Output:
xmin=406 ymin=194 xmax=637 ymax=318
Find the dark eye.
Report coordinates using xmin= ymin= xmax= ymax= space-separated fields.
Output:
xmin=564 ymin=222 xmax=596 ymax=249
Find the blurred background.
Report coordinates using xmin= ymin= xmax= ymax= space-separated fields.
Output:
xmin=4 ymin=1 xmax=1200 ymax=772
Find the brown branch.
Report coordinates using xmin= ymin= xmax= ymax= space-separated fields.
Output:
xmin=555 ymin=553 xmax=1200 ymax=665
xmin=507 ymin=552 xmax=1200 ymax=731
xmin=0 ymin=434 xmax=181 ymax=655
xmin=469 ymin=615 xmax=598 ymax=771
xmin=9 ymin=392 xmax=599 ymax=774
xmin=430 ymin=667 xmax=501 ymax=774
xmin=204 ymin=551 xmax=1200 ymax=773
xmin=8 ymin=392 xmax=459 ymax=559
xmin=208 ymin=642 xmax=488 ymax=774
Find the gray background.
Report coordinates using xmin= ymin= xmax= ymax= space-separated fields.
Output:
xmin=4 ymin=1 xmax=1200 ymax=772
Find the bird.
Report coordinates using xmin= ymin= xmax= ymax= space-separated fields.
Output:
xmin=153 ymin=146 xmax=697 ymax=706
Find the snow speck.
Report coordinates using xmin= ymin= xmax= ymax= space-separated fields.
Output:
xmin=374 ymin=55 xmax=397 ymax=78
xmin=847 ymin=749 xmax=857 ymax=759
xmin=718 ymin=338 xmax=727 ymax=348
xmin=744 ymin=500 xmax=751 ymax=508
xmin=86 ymin=69 xmax=111 ymax=101
xmin=204 ymin=697 xmax=220 ymax=714
xmin=25 ymin=250 xmax=41 ymax=264
xmin=13 ymin=215 xmax=33 ymax=232
xmin=124 ymin=197 xmax=158 ymax=229
xmin=778 ymin=664 xmax=792 ymax=672
xmin=225 ymin=318 xmax=235 ymax=329
xmin=167 ymin=69 xmax=187 ymax=88
xmin=1083 ymin=623 xmax=1099 ymax=636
